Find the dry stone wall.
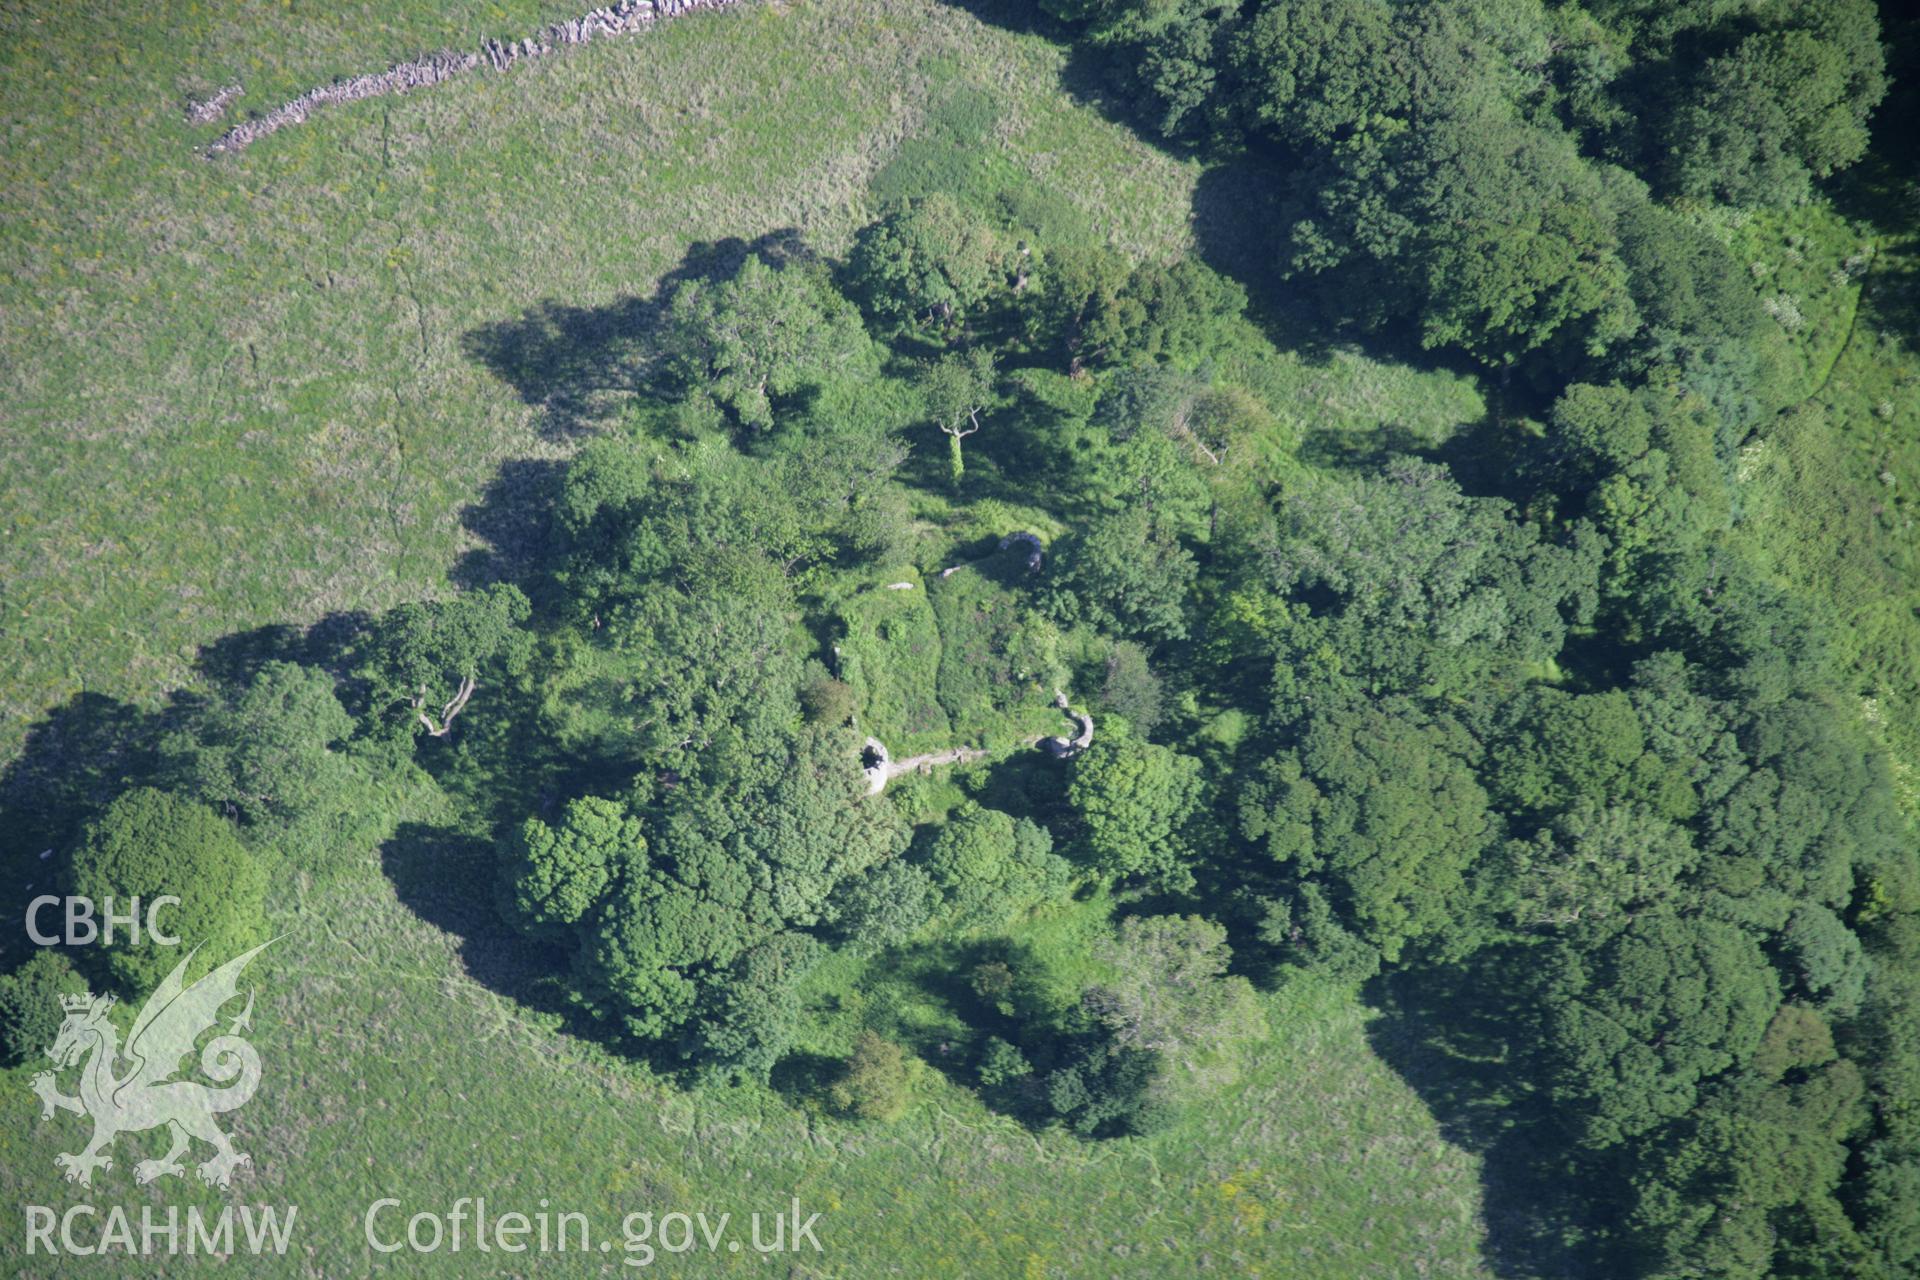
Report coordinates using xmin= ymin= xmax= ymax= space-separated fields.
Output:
xmin=203 ymin=0 xmax=745 ymax=156
xmin=185 ymin=84 xmax=243 ymax=124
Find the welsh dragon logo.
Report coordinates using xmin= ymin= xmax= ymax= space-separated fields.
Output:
xmin=29 ymin=941 xmax=272 ymax=1188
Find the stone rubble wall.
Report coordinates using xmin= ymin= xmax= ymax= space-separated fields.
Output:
xmin=203 ymin=0 xmax=744 ymax=156
xmin=862 ymin=736 xmax=991 ymax=797
xmin=862 ymin=692 xmax=1094 ymax=797
xmin=186 ymin=84 xmax=244 ymax=124
xmin=998 ymin=531 xmax=1043 ymax=572
xmin=1040 ymin=689 xmax=1094 ymax=759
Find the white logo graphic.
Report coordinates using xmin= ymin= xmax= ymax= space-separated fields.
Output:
xmin=29 ymin=942 xmax=272 ymax=1188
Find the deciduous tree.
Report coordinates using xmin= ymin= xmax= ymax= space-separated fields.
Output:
xmin=1067 ymin=725 xmax=1203 ymax=886
xmin=69 ymin=788 xmax=268 ymax=990
xmin=665 ymin=254 xmax=873 ymax=432
xmin=1538 ymin=913 xmax=1782 ymax=1148
xmin=364 ymin=585 xmax=531 ymax=739
xmin=846 ymin=195 xmax=1008 ymax=334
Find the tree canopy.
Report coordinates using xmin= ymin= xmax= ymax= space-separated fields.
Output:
xmin=69 ymin=787 xmax=268 ymax=990
xmin=847 ymin=194 xmax=1010 ymax=334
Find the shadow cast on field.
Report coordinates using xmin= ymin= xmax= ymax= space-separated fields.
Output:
xmin=925 ymin=2 xmax=1514 ymax=399
xmin=379 ymin=820 xmax=589 ymax=1026
xmin=820 ymin=934 xmax=1074 ymax=1126
xmin=3 ymin=614 xmax=377 ymax=871
xmin=1188 ymin=161 xmax=1340 ymax=364
xmin=769 ymin=1051 xmax=843 ymax=1108
xmin=193 ymin=609 xmax=373 ymax=688
xmin=1295 ymin=410 xmax=1533 ymax=504
xmin=450 ymin=457 xmax=568 ymax=593
xmin=1364 ymin=960 xmax=1616 ymax=1280
xmin=770 ymin=928 xmax=1043 ymax=1117
xmin=0 ymin=692 xmax=169 ymax=971
xmin=1830 ymin=25 xmax=1920 ymax=358
xmin=461 ymin=228 xmax=814 ymax=438
xmin=1 ymin=693 xmax=162 ymax=854
xmin=1835 ymin=159 xmax=1920 ymax=361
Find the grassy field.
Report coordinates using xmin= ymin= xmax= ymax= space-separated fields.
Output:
xmin=6 ymin=0 xmax=1913 ymax=1273
xmin=0 ymin=849 xmax=1496 ymax=1276
xmin=0 ymin=0 xmax=1506 ymax=1274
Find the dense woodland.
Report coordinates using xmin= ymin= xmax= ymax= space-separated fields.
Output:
xmin=2 ymin=2 xmax=1916 ymax=1276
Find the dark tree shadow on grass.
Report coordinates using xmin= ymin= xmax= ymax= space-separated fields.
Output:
xmin=926 ymin=3 xmax=1523 ymax=406
xmin=1831 ymin=150 xmax=1920 ymax=362
xmin=1364 ymin=956 xmax=1623 ymax=1280
xmin=1296 ymin=422 xmax=1444 ymax=473
xmin=955 ymin=748 xmax=1072 ymax=832
xmin=772 ymin=934 xmax=1033 ymax=1116
xmin=1830 ymin=16 xmax=1920 ymax=358
xmin=928 ymin=0 xmax=1052 ymax=36
xmin=856 ymin=935 xmax=1094 ymax=1126
xmin=0 ymin=626 xmax=385 ymax=960
xmin=1188 ymin=159 xmax=1344 ymax=365
xmin=192 ymin=609 xmax=374 ymax=690
xmin=461 ymin=228 xmax=814 ymax=439
xmin=460 ymin=296 xmax=655 ymax=439
xmin=379 ymin=820 xmax=588 ymax=1027
xmin=1294 ymin=411 xmax=1538 ymax=506
xmin=449 ymin=456 xmax=568 ymax=595
xmin=0 ymin=692 xmax=169 ymax=971
xmin=768 ymin=1051 xmax=843 ymax=1110
xmin=1 ymin=693 xmax=163 ymax=856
